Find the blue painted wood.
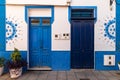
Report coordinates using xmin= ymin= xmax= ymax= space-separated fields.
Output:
xmin=29 ymin=17 xmax=51 ymax=68
xmin=71 ymin=9 xmax=94 ymax=18
xmin=29 ymin=26 xmax=40 ymax=67
xmin=68 ymin=6 xmax=97 ymax=22
xmin=41 ymin=26 xmax=51 ymax=66
xmin=71 ymin=20 xmax=94 ymax=68
xmin=0 ymin=0 xmax=5 ymax=4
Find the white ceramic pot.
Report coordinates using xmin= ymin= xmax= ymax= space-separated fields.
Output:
xmin=118 ymin=64 xmax=120 ymax=70
xmin=0 ymin=66 xmax=4 ymax=76
xmin=9 ymin=67 xmax=22 ymax=78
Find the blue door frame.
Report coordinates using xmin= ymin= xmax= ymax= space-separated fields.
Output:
xmin=29 ymin=17 xmax=51 ymax=69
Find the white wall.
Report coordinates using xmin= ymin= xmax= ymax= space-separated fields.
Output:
xmin=95 ymin=0 xmax=116 ymax=51
xmin=6 ymin=5 xmax=27 ymax=51
xmin=29 ymin=8 xmax=51 ymax=17
xmin=52 ymin=7 xmax=70 ymax=51
xmin=6 ymin=0 xmax=69 ymax=6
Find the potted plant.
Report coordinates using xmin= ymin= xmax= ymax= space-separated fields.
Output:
xmin=0 ymin=57 xmax=5 ymax=76
xmin=118 ymin=62 xmax=120 ymax=70
xmin=7 ymin=48 xmax=27 ymax=78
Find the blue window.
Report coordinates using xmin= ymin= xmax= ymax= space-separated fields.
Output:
xmin=71 ymin=9 xmax=94 ymax=20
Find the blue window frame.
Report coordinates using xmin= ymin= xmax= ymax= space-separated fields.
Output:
xmin=68 ymin=6 xmax=97 ymax=22
xmin=25 ymin=6 xmax=54 ymax=24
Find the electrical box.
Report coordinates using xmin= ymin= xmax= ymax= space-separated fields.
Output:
xmin=54 ymin=33 xmax=70 ymax=40
xmin=61 ymin=33 xmax=70 ymax=40
xmin=104 ymin=55 xmax=115 ymax=66
xmin=54 ymin=34 xmax=61 ymax=40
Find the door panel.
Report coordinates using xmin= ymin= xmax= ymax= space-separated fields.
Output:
xmin=71 ymin=21 xmax=83 ymax=68
xmin=29 ymin=27 xmax=41 ymax=68
xmin=43 ymin=27 xmax=50 ymax=50
xmin=29 ymin=17 xmax=51 ymax=68
xmin=71 ymin=20 xmax=94 ymax=68
xmin=30 ymin=28 xmax=40 ymax=50
xmin=41 ymin=27 xmax=51 ymax=67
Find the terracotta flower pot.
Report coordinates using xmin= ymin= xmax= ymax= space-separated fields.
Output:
xmin=0 ymin=66 xmax=4 ymax=76
xmin=9 ymin=67 xmax=22 ymax=78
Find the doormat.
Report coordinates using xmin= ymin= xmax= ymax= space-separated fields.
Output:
xmin=80 ymin=79 xmax=90 ymax=80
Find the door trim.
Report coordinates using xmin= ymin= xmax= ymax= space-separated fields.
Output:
xmin=26 ymin=6 xmax=54 ymax=70
xmin=68 ymin=6 xmax=97 ymax=22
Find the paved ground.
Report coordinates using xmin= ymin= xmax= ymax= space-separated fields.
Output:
xmin=0 ymin=69 xmax=120 ymax=80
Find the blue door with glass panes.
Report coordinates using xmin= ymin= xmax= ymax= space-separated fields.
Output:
xmin=29 ymin=17 xmax=51 ymax=69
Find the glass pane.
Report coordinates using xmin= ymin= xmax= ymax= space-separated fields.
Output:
xmin=42 ymin=19 xmax=50 ymax=25
xmin=31 ymin=19 xmax=40 ymax=26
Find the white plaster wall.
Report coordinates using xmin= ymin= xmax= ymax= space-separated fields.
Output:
xmin=95 ymin=1 xmax=116 ymax=51
xmin=52 ymin=7 xmax=70 ymax=51
xmin=95 ymin=0 xmax=116 ymax=51
xmin=6 ymin=0 xmax=69 ymax=6
xmin=6 ymin=5 xmax=27 ymax=51
xmin=29 ymin=8 xmax=51 ymax=17
xmin=71 ymin=0 xmax=98 ymax=6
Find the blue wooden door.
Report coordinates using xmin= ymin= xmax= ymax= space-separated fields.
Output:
xmin=29 ymin=17 xmax=51 ymax=68
xmin=71 ymin=20 xmax=94 ymax=68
